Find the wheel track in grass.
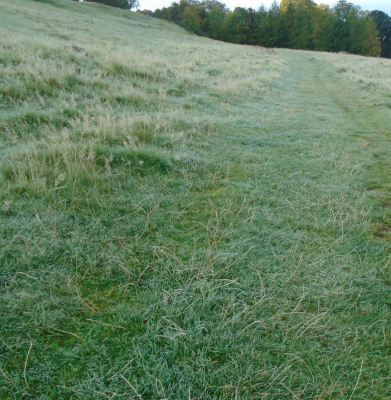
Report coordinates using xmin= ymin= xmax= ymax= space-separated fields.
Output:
xmin=284 ymin=50 xmax=391 ymax=241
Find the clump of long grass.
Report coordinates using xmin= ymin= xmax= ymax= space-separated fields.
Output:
xmin=0 ymin=0 xmax=285 ymax=194
xmin=325 ymin=51 xmax=391 ymax=93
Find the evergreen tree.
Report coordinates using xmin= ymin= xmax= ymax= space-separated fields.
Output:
xmin=370 ymin=11 xmax=391 ymax=58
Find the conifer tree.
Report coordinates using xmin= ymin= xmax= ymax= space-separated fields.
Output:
xmin=370 ymin=11 xmax=391 ymax=58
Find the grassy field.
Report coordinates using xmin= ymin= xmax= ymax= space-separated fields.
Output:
xmin=1 ymin=0 xmax=391 ymax=398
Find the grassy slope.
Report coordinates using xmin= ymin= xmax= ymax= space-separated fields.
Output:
xmin=1 ymin=0 xmax=391 ymax=398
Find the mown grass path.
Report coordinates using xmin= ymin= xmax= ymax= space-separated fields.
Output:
xmin=1 ymin=2 xmax=390 ymax=397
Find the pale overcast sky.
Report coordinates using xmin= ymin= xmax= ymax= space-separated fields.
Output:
xmin=138 ymin=0 xmax=391 ymax=15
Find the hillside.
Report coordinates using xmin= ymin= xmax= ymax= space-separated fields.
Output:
xmin=1 ymin=0 xmax=391 ymax=398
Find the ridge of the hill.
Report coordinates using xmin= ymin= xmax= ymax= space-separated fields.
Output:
xmin=1 ymin=1 xmax=391 ymax=399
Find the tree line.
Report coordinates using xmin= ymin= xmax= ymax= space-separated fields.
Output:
xmin=79 ymin=0 xmax=390 ymax=58
xmin=80 ymin=0 xmax=140 ymax=10
xmin=136 ymin=0 xmax=390 ymax=58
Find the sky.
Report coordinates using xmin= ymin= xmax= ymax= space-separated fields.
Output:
xmin=138 ymin=0 xmax=391 ymax=15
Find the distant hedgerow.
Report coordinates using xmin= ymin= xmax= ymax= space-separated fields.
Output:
xmin=86 ymin=0 xmax=139 ymax=10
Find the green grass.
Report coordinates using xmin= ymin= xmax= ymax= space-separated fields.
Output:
xmin=1 ymin=1 xmax=391 ymax=399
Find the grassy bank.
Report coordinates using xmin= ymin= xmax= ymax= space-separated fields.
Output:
xmin=1 ymin=1 xmax=391 ymax=399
